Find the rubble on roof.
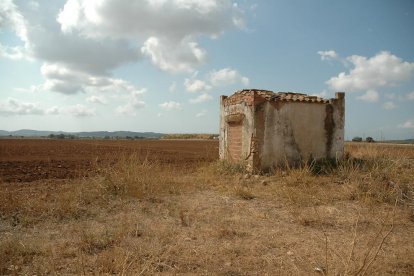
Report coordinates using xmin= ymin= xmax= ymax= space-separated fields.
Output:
xmin=229 ymin=89 xmax=331 ymax=103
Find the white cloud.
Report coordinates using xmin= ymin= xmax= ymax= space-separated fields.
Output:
xmin=209 ymin=68 xmax=249 ymax=86
xmin=232 ymin=3 xmax=246 ymax=30
xmin=14 ymin=2 xmax=140 ymax=75
xmin=66 ymin=104 xmax=95 ymax=117
xmin=357 ymin=90 xmax=379 ymax=102
xmin=28 ymin=1 xmax=39 ymax=10
xmin=327 ymin=51 xmax=414 ymax=92
xmin=0 ymin=98 xmax=96 ymax=117
xmin=99 ymin=79 xmax=145 ymax=95
xmin=180 ymin=68 xmax=249 ymax=104
xmin=383 ymin=101 xmax=397 ymax=110
xmin=400 ymin=119 xmax=414 ymax=129
xmin=183 ymin=67 xmax=250 ymax=95
xmin=0 ymin=98 xmax=44 ymax=116
xmin=385 ymin=92 xmax=406 ymax=101
xmin=141 ymin=37 xmax=206 ymax=73
xmin=407 ymin=91 xmax=414 ymax=100
xmin=57 ymin=0 xmax=243 ymax=73
xmin=2 ymin=1 xmax=246 ymax=97
xmin=86 ymin=95 xmax=107 ymax=104
xmin=250 ymin=4 xmax=258 ymax=10
xmin=1 ymin=1 xmax=141 ymax=95
xmin=0 ymin=44 xmax=26 ymax=60
xmin=169 ymin=82 xmax=177 ymax=92
xmin=31 ymin=34 xmax=139 ymax=76
xmin=232 ymin=16 xmax=245 ymax=29
xmin=13 ymin=86 xmax=37 ymax=93
xmin=0 ymin=0 xmax=30 ymax=60
xmin=318 ymin=50 xmax=338 ymax=61
xmin=43 ymin=79 xmax=83 ymax=95
xmin=196 ymin=109 xmax=207 ymax=117
xmin=0 ymin=0 xmax=28 ymax=42
xmin=46 ymin=106 xmax=60 ymax=115
xmin=310 ymin=90 xmax=327 ymax=98
xmin=57 ymin=0 xmax=241 ymax=41
xmin=37 ymin=62 xmax=145 ymax=95
xmin=159 ymin=101 xmax=182 ymax=111
xmin=116 ymin=89 xmax=146 ymax=115
xmin=184 ymin=78 xmax=211 ymax=93
xmin=189 ymin=93 xmax=213 ymax=103
xmin=116 ymin=101 xmax=145 ymax=115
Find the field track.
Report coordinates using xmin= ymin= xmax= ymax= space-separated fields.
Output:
xmin=0 ymin=139 xmax=219 ymax=183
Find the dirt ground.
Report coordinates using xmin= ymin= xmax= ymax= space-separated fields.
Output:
xmin=0 ymin=139 xmax=218 ymax=182
xmin=0 ymin=139 xmax=413 ymax=275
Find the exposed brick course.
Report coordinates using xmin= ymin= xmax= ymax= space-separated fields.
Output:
xmin=223 ymin=89 xmax=331 ymax=107
xmin=227 ymin=123 xmax=243 ymax=161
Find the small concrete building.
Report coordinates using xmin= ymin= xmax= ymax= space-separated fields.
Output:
xmin=219 ymin=89 xmax=345 ymax=171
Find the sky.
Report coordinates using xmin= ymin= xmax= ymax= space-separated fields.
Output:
xmin=0 ymin=0 xmax=414 ymax=140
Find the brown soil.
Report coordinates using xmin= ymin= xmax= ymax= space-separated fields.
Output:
xmin=0 ymin=139 xmax=219 ymax=183
xmin=0 ymin=140 xmax=413 ymax=275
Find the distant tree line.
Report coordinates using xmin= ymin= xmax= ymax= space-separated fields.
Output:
xmin=162 ymin=134 xmax=219 ymax=140
xmin=104 ymin=136 xmax=148 ymax=140
xmin=48 ymin=134 xmax=76 ymax=139
xmin=47 ymin=134 xmax=150 ymax=140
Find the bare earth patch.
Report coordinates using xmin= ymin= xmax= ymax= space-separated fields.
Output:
xmin=0 ymin=140 xmax=413 ymax=275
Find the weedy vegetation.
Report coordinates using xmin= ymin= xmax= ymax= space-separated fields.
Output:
xmin=0 ymin=142 xmax=413 ymax=275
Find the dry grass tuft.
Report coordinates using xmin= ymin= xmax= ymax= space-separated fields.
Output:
xmin=234 ymin=186 xmax=255 ymax=200
xmin=0 ymin=236 xmax=44 ymax=274
xmin=78 ymin=225 xmax=121 ymax=254
xmin=218 ymin=227 xmax=250 ymax=239
xmin=100 ymin=153 xmax=187 ymax=199
xmin=212 ymin=160 xmax=248 ymax=175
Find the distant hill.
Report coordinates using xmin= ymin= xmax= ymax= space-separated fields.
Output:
xmin=0 ymin=129 xmax=164 ymax=139
xmin=382 ymin=139 xmax=414 ymax=144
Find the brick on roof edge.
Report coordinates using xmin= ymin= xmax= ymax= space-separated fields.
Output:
xmin=227 ymin=89 xmax=331 ymax=103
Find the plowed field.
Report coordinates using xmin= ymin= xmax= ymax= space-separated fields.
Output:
xmin=0 ymin=139 xmax=219 ymax=183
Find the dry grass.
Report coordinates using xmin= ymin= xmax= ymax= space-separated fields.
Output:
xmin=0 ymin=143 xmax=413 ymax=275
xmin=99 ymin=153 xmax=189 ymax=199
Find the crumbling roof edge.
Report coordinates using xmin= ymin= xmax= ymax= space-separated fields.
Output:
xmin=224 ymin=89 xmax=337 ymax=104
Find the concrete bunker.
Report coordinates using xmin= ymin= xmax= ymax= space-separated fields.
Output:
xmin=219 ymin=89 xmax=345 ymax=172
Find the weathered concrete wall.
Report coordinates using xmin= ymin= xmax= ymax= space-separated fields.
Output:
xmin=219 ymin=96 xmax=228 ymax=160
xmin=330 ymin=92 xmax=345 ymax=159
xmin=220 ymin=91 xmax=345 ymax=172
xmin=257 ymin=101 xmax=329 ymax=169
